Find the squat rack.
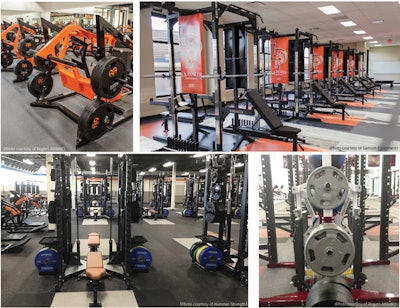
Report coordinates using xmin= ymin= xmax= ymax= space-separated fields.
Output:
xmin=142 ymin=2 xmax=263 ymax=151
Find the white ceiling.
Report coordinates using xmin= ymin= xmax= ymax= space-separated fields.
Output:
xmin=174 ymin=1 xmax=400 ymax=47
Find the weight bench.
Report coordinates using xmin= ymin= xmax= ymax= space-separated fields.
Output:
xmin=86 ymin=233 xmax=107 ymax=307
xmin=88 ymin=232 xmax=100 ymax=251
xmin=338 ymin=79 xmax=366 ymax=104
xmin=244 ymin=89 xmax=302 ymax=151
xmin=310 ymin=82 xmax=348 ymax=120
xmin=375 ymin=80 xmax=394 ymax=88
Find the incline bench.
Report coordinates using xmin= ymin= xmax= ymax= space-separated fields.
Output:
xmin=244 ymin=89 xmax=302 ymax=151
xmin=311 ymin=81 xmax=348 ymax=120
xmin=86 ymin=233 xmax=107 ymax=307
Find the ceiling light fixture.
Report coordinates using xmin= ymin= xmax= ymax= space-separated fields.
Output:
xmin=192 ymin=153 xmax=208 ymax=158
xmin=372 ymin=19 xmax=384 ymax=24
xmin=363 ymin=36 xmax=373 ymax=40
xmin=23 ymin=159 xmax=34 ymax=165
xmin=340 ymin=21 xmax=357 ymax=27
xmin=139 ymin=171 xmax=146 ymax=175
xmin=374 ymin=44 xmax=382 ymax=47
xmin=318 ymin=5 xmax=341 ymax=15
xmin=353 ymin=30 xmax=366 ymax=35
xmin=89 ymin=160 xmax=96 ymax=166
xmin=148 ymin=167 xmax=157 ymax=172
xmin=162 ymin=161 xmax=174 ymax=168
xmin=369 ymin=41 xmax=378 ymax=44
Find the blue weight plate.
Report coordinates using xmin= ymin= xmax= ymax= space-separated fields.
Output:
xmin=34 ymin=247 xmax=58 ymax=273
xmin=199 ymin=246 xmax=223 ymax=269
xmin=129 ymin=246 xmax=152 ymax=270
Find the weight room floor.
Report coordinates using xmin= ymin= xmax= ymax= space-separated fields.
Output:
xmin=140 ymin=85 xmax=400 ymax=152
xmin=1 ymin=209 xmax=247 ymax=307
xmin=1 ymin=68 xmax=133 ymax=152
xmin=259 ymin=198 xmax=400 ymax=302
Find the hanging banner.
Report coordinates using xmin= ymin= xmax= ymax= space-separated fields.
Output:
xmin=332 ymin=51 xmax=344 ymax=78
xmin=271 ymin=37 xmax=289 ymax=84
xmin=179 ymin=13 xmax=206 ymax=94
xmin=348 ymin=53 xmax=355 ymax=76
xmin=312 ymin=46 xmax=324 ymax=80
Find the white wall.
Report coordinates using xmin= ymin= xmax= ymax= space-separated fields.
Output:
xmin=369 ymin=45 xmax=400 ymax=82
xmin=0 ymin=167 xmax=47 ymax=198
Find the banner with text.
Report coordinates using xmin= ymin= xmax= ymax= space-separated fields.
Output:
xmin=271 ymin=37 xmax=289 ymax=84
xmin=179 ymin=13 xmax=206 ymax=94
xmin=312 ymin=46 xmax=325 ymax=80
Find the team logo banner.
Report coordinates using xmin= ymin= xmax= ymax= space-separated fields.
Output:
xmin=312 ymin=46 xmax=324 ymax=80
xmin=179 ymin=13 xmax=206 ymax=94
xmin=331 ymin=51 xmax=344 ymax=78
xmin=271 ymin=37 xmax=289 ymax=84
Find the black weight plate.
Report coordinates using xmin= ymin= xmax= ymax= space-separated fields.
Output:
xmin=1 ymin=51 xmax=13 ymax=68
xmin=6 ymin=31 xmax=16 ymax=42
xmin=78 ymin=100 xmax=115 ymax=141
xmin=91 ymin=56 xmax=126 ymax=99
xmin=205 ymin=201 xmax=216 ymax=223
xmin=14 ymin=59 xmax=33 ymax=78
xmin=18 ymin=38 xmax=37 ymax=58
xmin=27 ymin=73 xmax=53 ymax=98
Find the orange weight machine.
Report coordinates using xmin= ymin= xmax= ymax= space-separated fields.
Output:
xmin=1 ymin=19 xmax=44 ymax=81
xmin=27 ymin=15 xmax=133 ymax=148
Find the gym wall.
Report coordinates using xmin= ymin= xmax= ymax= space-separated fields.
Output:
xmin=0 ymin=168 xmax=46 ymax=198
xmin=369 ymin=45 xmax=400 ymax=83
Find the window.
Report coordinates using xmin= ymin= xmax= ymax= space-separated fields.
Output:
xmin=151 ymin=15 xmax=181 ymax=96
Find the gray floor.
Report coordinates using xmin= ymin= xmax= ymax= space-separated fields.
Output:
xmin=1 ymin=210 xmax=247 ymax=307
xmin=141 ymin=85 xmax=400 ymax=152
xmin=1 ymin=68 xmax=133 ymax=152
xmin=259 ymin=198 xmax=400 ymax=301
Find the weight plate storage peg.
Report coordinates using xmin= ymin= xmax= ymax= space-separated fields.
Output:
xmin=27 ymin=73 xmax=53 ymax=98
xmin=306 ymin=166 xmax=349 ymax=210
xmin=129 ymin=246 xmax=152 ymax=270
xmin=304 ymin=223 xmax=355 ymax=277
xmin=34 ymin=247 xmax=58 ymax=273
xmin=14 ymin=59 xmax=33 ymax=78
xmin=1 ymin=51 xmax=13 ymax=68
xmin=18 ymin=38 xmax=37 ymax=58
xmin=90 ymin=56 xmax=127 ymax=99
xmin=78 ymin=100 xmax=115 ymax=142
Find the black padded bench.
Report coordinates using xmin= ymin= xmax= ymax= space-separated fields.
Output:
xmin=311 ymin=82 xmax=348 ymax=120
xmin=245 ymin=89 xmax=302 ymax=151
xmin=375 ymin=80 xmax=394 ymax=88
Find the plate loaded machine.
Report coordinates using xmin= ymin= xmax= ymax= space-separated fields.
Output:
xmin=27 ymin=15 xmax=133 ymax=148
xmin=190 ymin=155 xmax=248 ymax=284
xmin=34 ymin=155 xmax=152 ymax=291
xmin=1 ymin=18 xmax=44 ymax=81
xmin=260 ymin=160 xmax=399 ymax=306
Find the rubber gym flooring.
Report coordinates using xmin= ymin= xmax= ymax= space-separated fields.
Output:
xmin=1 ymin=208 xmax=248 ymax=307
xmin=140 ymin=85 xmax=400 ymax=152
xmin=259 ymin=197 xmax=400 ymax=302
xmin=1 ymin=67 xmax=133 ymax=152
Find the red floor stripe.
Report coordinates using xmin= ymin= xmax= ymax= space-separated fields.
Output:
xmin=306 ymin=114 xmax=362 ymax=126
xmin=344 ymin=101 xmax=375 ymax=108
xmin=237 ymin=138 xmax=326 ymax=152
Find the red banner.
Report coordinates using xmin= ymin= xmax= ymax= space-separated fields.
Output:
xmin=331 ymin=51 xmax=344 ymax=78
xmin=179 ymin=13 xmax=206 ymax=94
xmin=271 ymin=37 xmax=289 ymax=84
xmin=348 ymin=54 xmax=355 ymax=76
xmin=312 ymin=46 xmax=324 ymax=80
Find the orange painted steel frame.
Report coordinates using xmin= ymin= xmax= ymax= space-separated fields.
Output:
xmin=1 ymin=23 xmax=36 ymax=65
xmin=35 ymin=24 xmax=119 ymax=101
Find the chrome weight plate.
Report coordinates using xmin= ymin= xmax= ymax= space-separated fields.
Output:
xmin=306 ymin=166 xmax=349 ymax=210
xmin=305 ymin=223 xmax=354 ymax=277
